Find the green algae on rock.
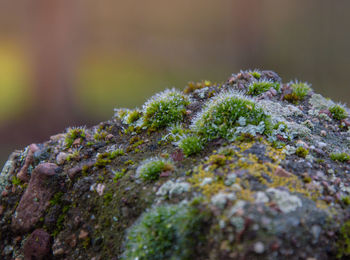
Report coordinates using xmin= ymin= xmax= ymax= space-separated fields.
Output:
xmin=1 ymin=69 xmax=350 ymax=259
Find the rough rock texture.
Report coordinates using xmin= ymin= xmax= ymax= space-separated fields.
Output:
xmin=12 ymin=163 xmax=61 ymax=233
xmin=23 ymin=229 xmax=51 ymax=260
xmin=0 ymin=70 xmax=350 ymax=259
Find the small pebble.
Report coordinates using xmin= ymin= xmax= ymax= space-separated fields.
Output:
xmin=254 ymin=241 xmax=265 ymax=254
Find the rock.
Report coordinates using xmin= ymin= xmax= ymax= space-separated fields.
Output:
xmin=274 ymin=167 xmax=293 ymax=178
xmin=12 ymin=163 xmax=60 ymax=233
xmin=78 ymin=229 xmax=89 ymax=240
xmin=24 ymin=229 xmax=51 ymax=260
xmin=56 ymin=152 xmax=69 ymax=165
xmin=17 ymin=144 xmax=39 ymax=182
xmin=1 ymin=70 xmax=350 ymax=259
xmin=254 ymin=241 xmax=265 ymax=254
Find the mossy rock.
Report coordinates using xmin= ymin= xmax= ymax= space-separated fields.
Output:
xmin=1 ymin=70 xmax=350 ymax=259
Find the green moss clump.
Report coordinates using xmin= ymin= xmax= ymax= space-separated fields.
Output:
xmin=247 ymin=80 xmax=280 ymax=96
xmin=330 ymin=152 xmax=350 ymax=163
xmin=123 ymin=204 xmax=206 ymax=259
xmin=110 ymin=148 xmax=125 ymax=157
xmin=178 ymin=135 xmax=203 ymax=156
xmin=295 ymin=147 xmax=309 ymax=158
xmin=192 ymin=91 xmax=270 ymax=141
xmin=126 ymin=110 xmax=142 ymax=124
xmin=284 ymin=81 xmax=311 ymax=104
xmin=11 ymin=176 xmax=22 ymax=186
xmin=142 ymin=89 xmax=189 ymax=129
xmin=337 ymin=221 xmax=350 ymax=258
xmin=341 ymin=197 xmax=350 ymax=206
xmin=137 ymin=157 xmax=174 ymax=181
xmin=65 ymin=127 xmax=86 ymax=148
xmin=329 ymin=105 xmax=348 ymax=120
xmin=249 ymin=70 xmax=261 ymax=79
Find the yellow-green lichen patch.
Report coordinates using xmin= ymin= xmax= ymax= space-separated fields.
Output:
xmin=189 ymin=140 xmax=321 ymax=204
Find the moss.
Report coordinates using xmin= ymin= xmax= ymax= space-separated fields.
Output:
xmin=95 ymin=153 xmax=113 ymax=168
xmin=337 ymin=221 xmax=350 ymax=258
xmin=137 ymin=157 xmax=174 ymax=181
xmin=113 ymin=170 xmax=125 ymax=182
xmin=50 ymin=192 xmax=64 ymax=206
xmin=329 ymin=105 xmax=348 ymax=120
xmin=65 ymin=127 xmax=86 ymax=148
xmin=295 ymin=147 xmax=309 ymax=158
xmin=249 ymin=70 xmax=261 ymax=79
xmin=192 ymin=91 xmax=270 ymax=141
xmin=126 ymin=110 xmax=142 ymax=124
xmin=124 ymin=160 xmax=134 ymax=166
xmin=330 ymin=152 xmax=350 ymax=163
xmin=341 ymin=197 xmax=350 ymax=206
xmin=123 ymin=203 xmax=207 ymax=259
xmin=103 ymin=192 xmax=113 ymax=206
xmin=247 ymin=80 xmax=280 ymax=96
xmin=66 ymin=150 xmax=80 ymax=162
xmin=284 ymin=81 xmax=311 ymax=104
xmin=184 ymin=80 xmax=211 ymax=94
xmin=110 ymin=148 xmax=125 ymax=157
xmin=11 ymin=176 xmax=22 ymax=186
xmin=52 ymin=205 xmax=70 ymax=237
xmin=94 ymin=131 xmax=108 ymax=142
xmin=142 ymin=89 xmax=189 ymax=129
xmin=178 ymin=135 xmax=203 ymax=156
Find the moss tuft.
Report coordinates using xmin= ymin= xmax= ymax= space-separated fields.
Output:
xmin=247 ymin=80 xmax=280 ymax=96
xmin=284 ymin=81 xmax=311 ymax=104
xmin=136 ymin=157 xmax=174 ymax=181
xmin=329 ymin=105 xmax=348 ymax=121
xmin=337 ymin=221 xmax=350 ymax=258
xmin=191 ymin=91 xmax=270 ymax=141
xmin=142 ymin=89 xmax=189 ymax=129
xmin=330 ymin=152 xmax=350 ymax=163
xmin=295 ymin=147 xmax=309 ymax=158
xmin=65 ymin=127 xmax=86 ymax=148
xmin=123 ymin=204 xmax=207 ymax=259
xmin=178 ymin=135 xmax=203 ymax=156
xmin=126 ymin=110 xmax=142 ymax=124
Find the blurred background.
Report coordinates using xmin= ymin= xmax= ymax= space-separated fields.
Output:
xmin=1 ymin=0 xmax=350 ymax=166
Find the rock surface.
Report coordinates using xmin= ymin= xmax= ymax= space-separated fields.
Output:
xmin=0 ymin=70 xmax=350 ymax=259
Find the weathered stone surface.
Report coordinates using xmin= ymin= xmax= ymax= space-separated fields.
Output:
xmin=12 ymin=163 xmax=59 ymax=233
xmin=23 ymin=229 xmax=51 ymax=260
xmin=1 ymin=70 xmax=350 ymax=259
xmin=17 ymin=144 xmax=39 ymax=182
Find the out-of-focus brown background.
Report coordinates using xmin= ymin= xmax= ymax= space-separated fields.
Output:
xmin=0 ymin=0 xmax=349 ymax=166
